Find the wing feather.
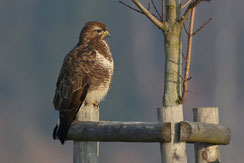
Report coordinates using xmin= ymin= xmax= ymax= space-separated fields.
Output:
xmin=53 ymin=44 xmax=96 ymax=110
xmin=53 ymin=44 xmax=96 ymax=144
xmin=55 ymin=84 xmax=89 ymax=144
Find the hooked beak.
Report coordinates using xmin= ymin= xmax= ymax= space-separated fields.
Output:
xmin=103 ymin=30 xmax=110 ymax=38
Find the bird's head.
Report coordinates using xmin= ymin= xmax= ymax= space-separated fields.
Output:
xmin=79 ymin=21 xmax=110 ymax=43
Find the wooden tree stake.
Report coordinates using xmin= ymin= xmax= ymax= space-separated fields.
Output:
xmin=158 ymin=106 xmax=187 ymax=163
xmin=193 ymin=107 xmax=221 ymax=163
xmin=73 ymin=104 xmax=99 ymax=163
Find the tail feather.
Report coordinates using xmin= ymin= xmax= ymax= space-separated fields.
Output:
xmin=53 ymin=119 xmax=73 ymax=145
xmin=57 ymin=121 xmax=72 ymax=145
xmin=53 ymin=124 xmax=58 ymax=140
xmin=53 ymin=105 xmax=80 ymax=145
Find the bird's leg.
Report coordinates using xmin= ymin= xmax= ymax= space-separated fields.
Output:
xmin=93 ymin=101 xmax=99 ymax=108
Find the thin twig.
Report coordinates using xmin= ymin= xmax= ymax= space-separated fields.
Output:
xmin=180 ymin=75 xmax=185 ymax=81
xmin=181 ymin=0 xmax=193 ymax=9
xmin=180 ymin=76 xmax=185 ymax=81
xmin=183 ymin=24 xmax=189 ymax=35
xmin=119 ymin=1 xmax=143 ymax=14
xmin=151 ymin=0 xmax=162 ymax=20
xmin=131 ymin=0 xmax=168 ymax=32
xmin=180 ymin=75 xmax=192 ymax=81
xmin=187 ymin=77 xmax=192 ymax=81
xmin=192 ymin=17 xmax=212 ymax=36
xmin=147 ymin=2 xmax=150 ymax=10
xmin=182 ymin=52 xmax=187 ymax=62
xmin=119 ymin=1 xmax=161 ymax=22
xmin=162 ymin=0 xmax=164 ymax=22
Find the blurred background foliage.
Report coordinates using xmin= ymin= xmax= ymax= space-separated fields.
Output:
xmin=0 ymin=0 xmax=243 ymax=162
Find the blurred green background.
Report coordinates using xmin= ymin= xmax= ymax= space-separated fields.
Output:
xmin=0 ymin=0 xmax=243 ymax=162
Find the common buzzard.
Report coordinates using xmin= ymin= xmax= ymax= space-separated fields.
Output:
xmin=53 ymin=21 xmax=113 ymax=144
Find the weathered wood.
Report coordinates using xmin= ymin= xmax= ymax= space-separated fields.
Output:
xmin=67 ymin=121 xmax=171 ymax=142
xmin=193 ymin=107 xmax=221 ymax=163
xmin=73 ymin=104 xmax=99 ymax=163
xmin=180 ymin=121 xmax=231 ymax=145
xmin=158 ymin=106 xmax=187 ymax=163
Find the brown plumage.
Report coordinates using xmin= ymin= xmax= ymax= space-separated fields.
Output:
xmin=53 ymin=21 xmax=113 ymax=144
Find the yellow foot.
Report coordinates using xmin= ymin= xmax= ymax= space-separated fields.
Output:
xmin=93 ymin=101 xmax=99 ymax=108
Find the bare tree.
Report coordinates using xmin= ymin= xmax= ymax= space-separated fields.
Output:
xmin=119 ymin=0 xmax=213 ymax=162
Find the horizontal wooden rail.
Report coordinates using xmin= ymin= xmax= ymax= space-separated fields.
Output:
xmin=180 ymin=121 xmax=231 ymax=145
xmin=67 ymin=120 xmax=231 ymax=145
xmin=67 ymin=121 xmax=171 ymax=142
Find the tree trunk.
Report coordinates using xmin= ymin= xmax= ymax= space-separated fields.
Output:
xmin=158 ymin=0 xmax=187 ymax=163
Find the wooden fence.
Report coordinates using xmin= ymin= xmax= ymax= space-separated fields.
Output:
xmin=67 ymin=105 xmax=231 ymax=163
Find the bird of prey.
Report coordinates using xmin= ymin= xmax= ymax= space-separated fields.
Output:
xmin=53 ymin=21 xmax=113 ymax=144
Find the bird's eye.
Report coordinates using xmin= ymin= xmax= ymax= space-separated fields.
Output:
xmin=96 ymin=29 xmax=102 ymax=33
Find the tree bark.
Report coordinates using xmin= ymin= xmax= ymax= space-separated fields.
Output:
xmin=158 ymin=0 xmax=187 ymax=163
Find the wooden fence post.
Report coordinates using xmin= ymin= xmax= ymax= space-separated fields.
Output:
xmin=193 ymin=107 xmax=221 ymax=163
xmin=73 ymin=104 xmax=99 ymax=163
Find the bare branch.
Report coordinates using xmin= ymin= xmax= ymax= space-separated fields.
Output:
xmin=147 ymin=2 xmax=150 ymax=10
xmin=180 ymin=75 xmax=185 ymax=81
xmin=179 ymin=0 xmax=211 ymax=25
xmin=179 ymin=0 xmax=212 ymax=104
xmin=183 ymin=24 xmax=189 ymax=35
xmin=162 ymin=0 xmax=164 ymax=22
xmin=192 ymin=17 xmax=212 ymax=36
xmin=187 ymin=76 xmax=192 ymax=81
xmin=119 ymin=1 xmax=143 ymax=14
xmin=131 ymin=0 xmax=168 ymax=32
xmin=181 ymin=0 xmax=193 ymax=9
xmin=179 ymin=0 xmax=196 ymax=104
xmin=151 ymin=0 xmax=162 ymax=20
xmin=182 ymin=52 xmax=187 ymax=62
xmin=119 ymin=1 xmax=163 ymax=26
